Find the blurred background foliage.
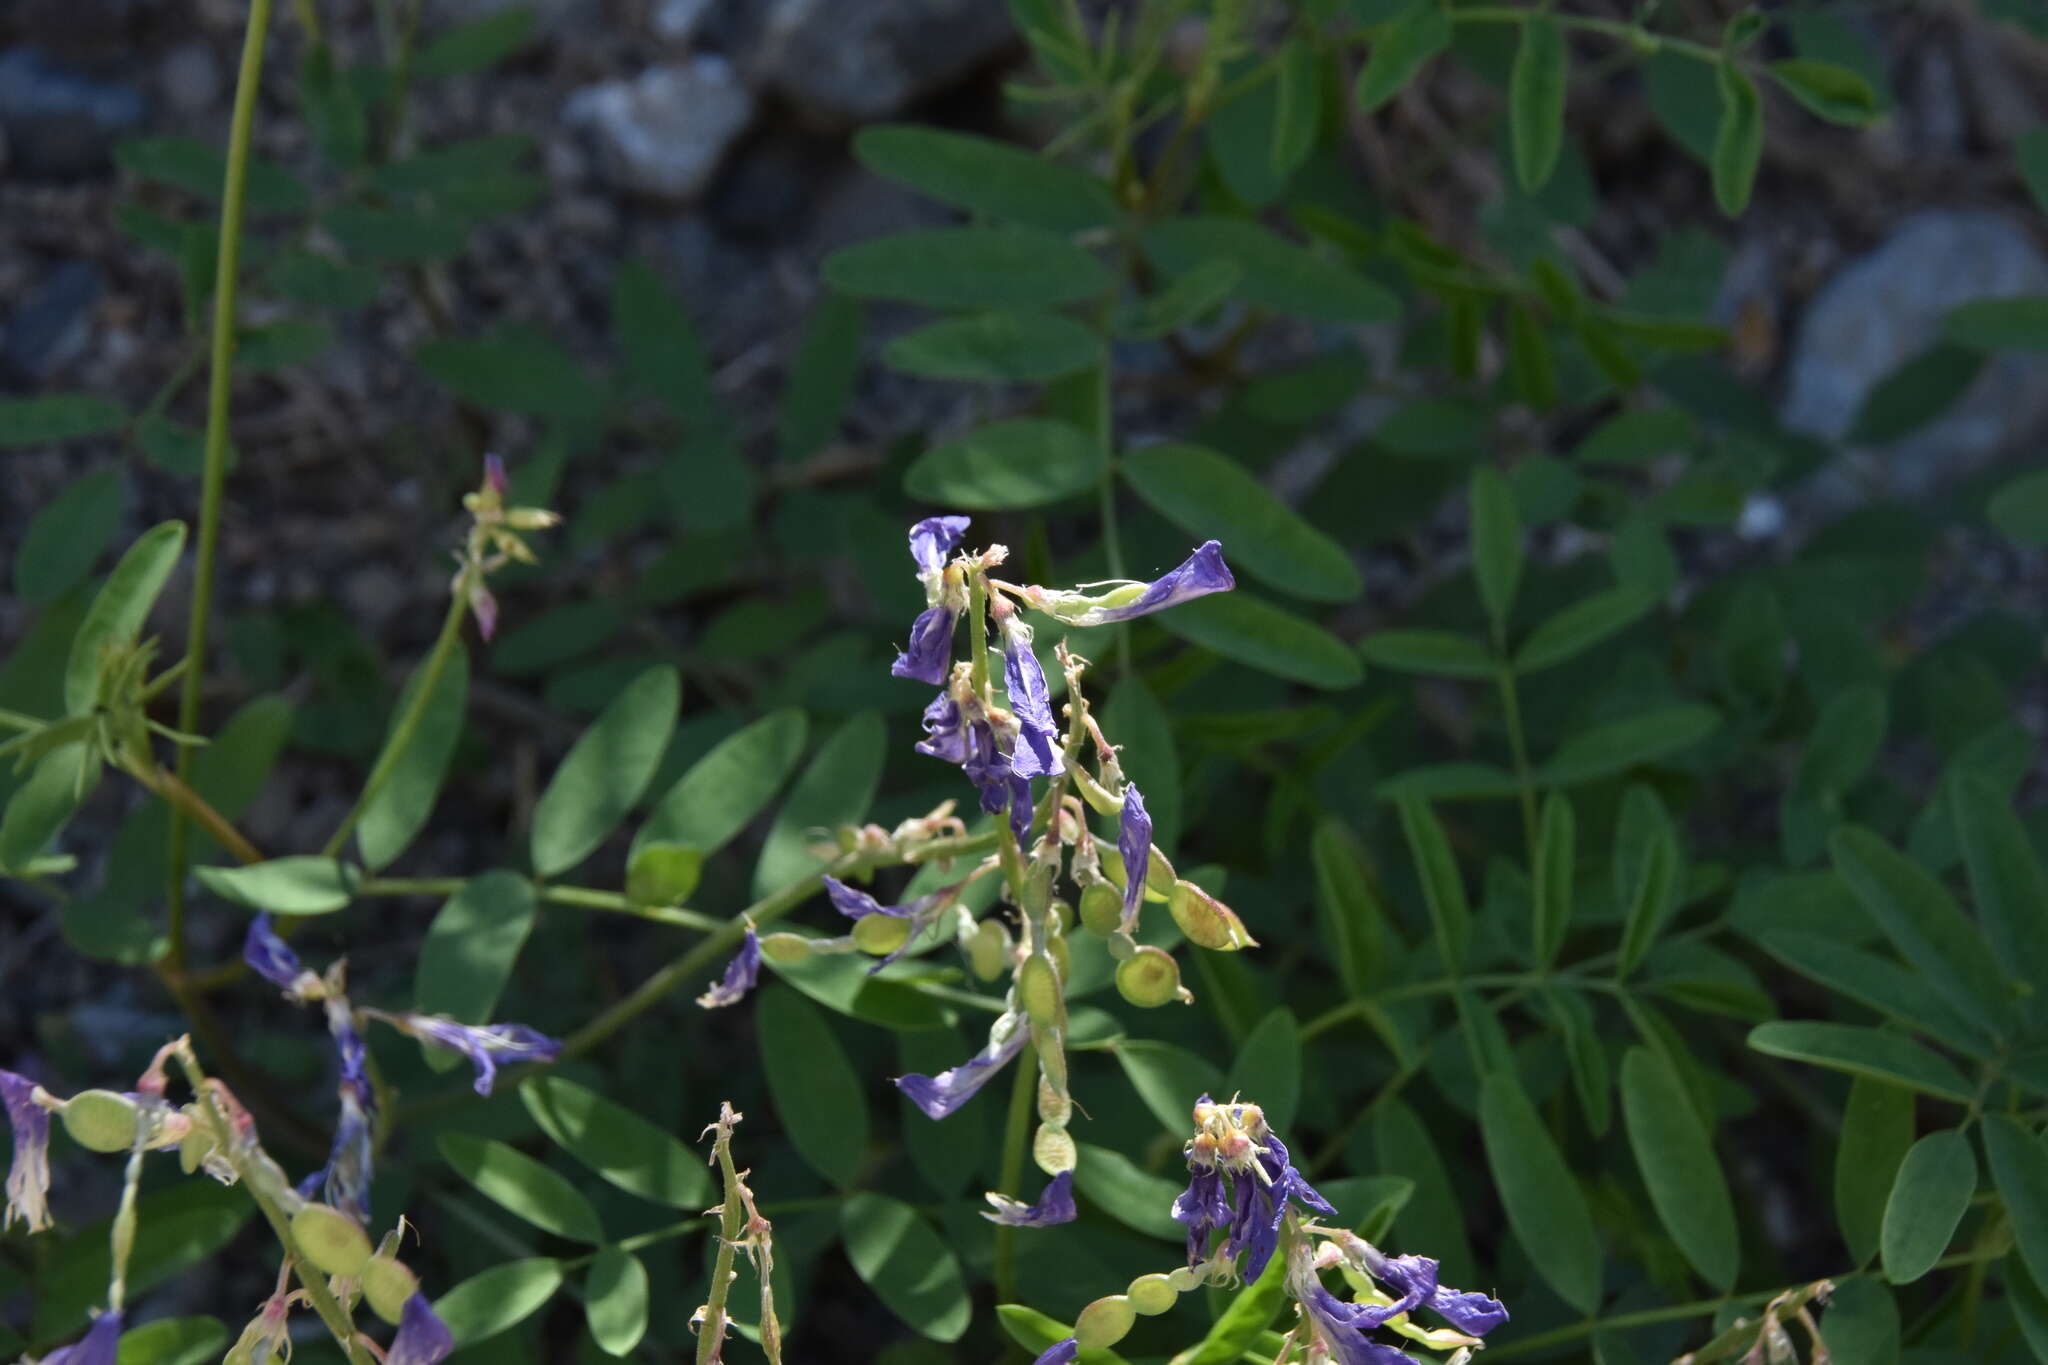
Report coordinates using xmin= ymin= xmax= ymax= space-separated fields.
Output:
xmin=2 ymin=0 xmax=2048 ymax=1361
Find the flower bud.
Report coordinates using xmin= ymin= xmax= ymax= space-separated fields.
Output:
xmin=757 ymin=933 xmax=811 ymax=964
xmin=852 ymin=913 xmax=911 ymax=957
xmin=1018 ymin=954 xmax=1061 ymax=1027
xmin=1033 ymin=1121 xmax=1077 ymax=1176
xmin=291 ymin=1203 xmax=373 ymax=1277
xmin=1078 ymin=882 xmax=1122 ymax=936
xmin=1127 ymin=1273 xmax=1178 ymax=1316
xmin=968 ymin=920 xmax=1008 ymax=981
xmin=1115 ymin=947 xmax=1184 ymax=1008
xmin=1168 ymin=880 xmax=1256 ymax=951
xmin=1074 ymin=1295 xmax=1136 ymax=1348
xmin=61 ymin=1090 xmax=141 ymax=1153
xmin=362 ymin=1253 xmax=421 ymax=1325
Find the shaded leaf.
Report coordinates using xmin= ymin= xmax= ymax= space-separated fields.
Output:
xmin=438 ymin=1133 xmax=602 ymax=1242
xmin=1510 ymin=16 xmax=1568 ymax=191
xmin=1121 ymin=444 xmax=1361 ymax=603
xmin=905 ymin=418 xmax=1102 ymax=511
xmin=64 ymin=521 xmax=186 ymax=715
xmin=1769 ymin=59 xmax=1883 ymax=125
xmin=195 ymin=857 xmax=356 ymax=915
xmin=852 ymin=124 xmax=1115 ymax=232
xmin=1711 ymin=62 xmax=1763 ymax=216
xmin=885 ymin=311 xmax=1101 ymax=383
xmin=758 ymin=988 xmax=868 ymax=1188
xmin=1621 ymin=1047 xmax=1738 ymax=1289
xmin=521 ymin=1075 xmax=712 ymax=1209
xmin=1880 ymin=1129 xmax=1975 ymax=1284
xmin=1159 ymin=593 xmax=1363 ymax=690
xmin=1397 ymin=797 xmax=1469 ymax=970
xmin=1480 ymin=1073 xmax=1603 ymax=1313
xmin=1836 ymin=1076 xmax=1915 ymax=1267
xmin=634 ymin=709 xmax=807 ymax=865
xmin=358 ymin=644 xmax=469 ymax=871
xmin=824 ymin=227 xmax=1111 ymax=310
xmin=434 ymin=1259 xmax=562 ymax=1346
xmin=584 ymin=1247 xmax=649 ymax=1357
xmin=1354 ymin=3 xmax=1451 ymax=112
xmin=1359 ymin=630 xmax=1494 ymax=679
xmin=1541 ymin=704 xmax=1720 ymax=786
xmin=14 ymin=468 xmax=124 ymax=606
xmin=1944 ymin=296 xmax=2048 ymax=351
xmin=1144 ymin=217 xmax=1398 ymax=323
xmin=1746 ymin=1021 xmax=1973 ymax=1102
xmin=841 ymin=1193 xmax=970 ymax=1342
xmin=752 ymin=712 xmax=883 ymax=896
xmin=1514 ymin=587 xmax=1654 ymax=673
xmin=415 ymin=870 xmax=535 ymax=1024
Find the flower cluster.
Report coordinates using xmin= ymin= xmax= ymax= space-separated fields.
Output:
xmin=453 ymin=454 xmax=560 ymax=641
xmin=1175 ymin=1095 xmax=1337 ymax=1282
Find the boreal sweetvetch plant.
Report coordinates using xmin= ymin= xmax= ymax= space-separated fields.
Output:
xmin=7 ymin=0 xmax=2048 ymax=1363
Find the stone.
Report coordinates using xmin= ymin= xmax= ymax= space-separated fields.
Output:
xmin=562 ymin=57 xmax=754 ymax=201
xmin=651 ymin=0 xmax=713 ymax=43
xmin=1783 ymin=209 xmax=2048 ymax=504
xmin=755 ymin=0 xmax=1017 ymax=125
xmin=3 ymin=259 xmax=104 ymax=383
xmin=0 ymin=47 xmax=147 ymax=179
xmin=158 ymin=40 xmax=222 ymax=117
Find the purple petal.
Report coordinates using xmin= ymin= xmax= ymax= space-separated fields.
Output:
xmin=483 ymin=454 xmax=509 ymax=498
xmin=1172 ymin=1163 xmax=1229 ymax=1265
xmin=698 ymin=928 xmax=763 ymax=1010
xmin=388 ymin=1294 xmax=456 ymax=1365
xmin=2 ymin=1068 xmax=52 ymax=1233
xmin=895 ymin=1016 xmax=1028 ymax=1120
xmin=1301 ymin=1285 xmax=1415 ymax=1365
xmin=1046 ymin=541 xmax=1235 ymax=627
xmin=321 ymin=1076 xmax=375 ymax=1225
xmin=243 ymin=914 xmax=304 ymax=991
xmin=1430 ymin=1285 xmax=1510 ymax=1336
xmin=1351 ymin=1240 xmax=1509 ymax=1338
xmin=393 ymin=1014 xmax=562 ymax=1094
xmin=1032 ymin=1340 xmax=1080 ymax=1365
xmin=40 ymin=1309 xmax=124 ymax=1365
xmin=908 ymin=516 xmax=971 ymax=577
xmin=891 ymin=605 xmax=958 ymax=684
xmin=1117 ymin=784 xmax=1152 ymax=930
xmin=914 ymin=692 xmax=970 ymax=765
xmin=984 ymin=1170 xmax=1077 ymax=1227
xmin=1002 ymin=626 xmax=1063 ymax=779
xmin=823 ymin=875 xmax=892 ymax=920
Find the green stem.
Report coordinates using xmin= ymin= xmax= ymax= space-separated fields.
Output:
xmin=1299 ymin=970 xmax=1621 ymax=1042
xmin=992 ymin=1040 xmax=1039 ymax=1310
xmin=0 ymin=708 xmax=42 ymax=731
xmin=321 ymin=591 xmax=468 ymax=859
xmin=356 ymin=876 xmax=723 ymax=931
xmin=166 ymin=0 xmax=276 ymax=969
xmin=1496 ymin=664 xmax=1540 ymax=861
xmin=1440 ymin=7 xmax=1725 ymax=64
xmin=179 ymin=1046 xmax=373 ymax=1364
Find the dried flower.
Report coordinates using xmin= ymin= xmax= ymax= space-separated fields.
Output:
xmin=1175 ymin=1096 xmax=1333 ymax=1282
xmin=387 ymin=1293 xmax=456 ymax=1365
xmin=895 ymin=1011 xmax=1029 ymax=1120
xmin=983 ymin=1170 xmax=1077 ymax=1227
xmin=1117 ymin=783 xmax=1153 ymax=932
xmin=374 ymin=1013 xmax=561 ymax=1095
xmin=1001 ymin=618 xmax=1064 ymax=780
xmin=1022 ymin=541 xmax=1235 ymax=627
xmin=2 ymin=1068 xmax=53 ymax=1233
xmin=698 ymin=928 xmax=763 ymax=1009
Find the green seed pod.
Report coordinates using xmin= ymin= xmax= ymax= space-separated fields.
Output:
xmin=362 ymin=1254 xmax=421 ymax=1325
xmin=1115 ymin=946 xmax=1184 ymax=1008
xmin=177 ymin=1107 xmax=218 ymax=1175
xmin=1018 ymin=954 xmax=1060 ymax=1026
xmin=1074 ymin=1295 xmax=1137 ymax=1349
xmin=1127 ymin=1273 xmax=1178 ymax=1316
xmin=968 ymin=920 xmax=1008 ymax=981
xmin=1078 ymin=881 xmax=1122 ymax=936
xmin=1047 ymin=933 xmax=1071 ymax=984
xmin=1033 ymin=1121 xmax=1077 ymax=1175
xmin=1050 ymin=897 xmax=1076 ymax=934
xmin=1168 ymin=880 xmax=1256 ymax=951
xmin=852 ymin=913 xmax=911 ymax=957
xmin=291 ymin=1203 xmax=373 ymax=1278
xmin=61 ymin=1090 xmax=141 ymax=1153
xmin=757 ymin=932 xmax=812 ymax=964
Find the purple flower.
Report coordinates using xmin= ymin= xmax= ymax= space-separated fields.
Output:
xmin=1026 ymin=541 xmax=1235 ymax=627
xmin=891 ymin=605 xmax=960 ymax=684
xmin=908 ymin=516 xmax=971 ymax=578
xmin=388 ymin=1294 xmax=456 ymax=1365
xmin=915 ymin=692 xmax=970 ymax=764
xmin=1117 ymin=784 xmax=1152 ymax=931
xmin=896 ymin=1013 xmax=1028 ymax=1120
xmin=1172 ymin=1161 xmax=1230 ymax=1264
xmin=1032 ymin=1340 xmax=1079 ymax=1365
xmin=320 ymin=1075 xmax=375 ymax=1224
xmin=822 ymin=876 xmax=913 ymax=920
xmin=1179 ymin=1097 xmax=1334 ymax=1283
xmin=1298 ymin=1283 xmax=1416 ymax=1365
xmin=698 ymin=928 xmax=762 ymax=1010
xmin=384 ymin=1014 xmax=561 ymax=1094
xmin=1350 ymin=1241 xmax=1508 ymax=1338
xmin=243 ymin=914 xmax=306 ymax=993
xmin=2 ymin=1068 xmax=52 ymax=1233
xmin=983 ymin=1170 xmax=1076 ymax=1227
xmin=484 ymin=453 xmax=510 ymax=498
xmin=1001 ymin=621 xmax=1063 ymax=779
xmin=40 ymin=1309 xmax=123 ymax=1365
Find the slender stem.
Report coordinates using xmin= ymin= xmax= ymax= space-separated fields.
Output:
xmin=969 ymin=573 xmax=992 ymax=702
xmin=1299 ymin=970 xmax=1621 ymax=1042
xmin=178 ymin=1045 xmax=373 ymax=1364
xmin=355 ymin=876 xmax=724 ymax=932
xmin=0 ymin=708 xmax=42 ymax=731
xmin=1496 ymin=665 xmax=1539 ymax=861
xmin=1439 ymin=7 xmax=1725 ymax=64
xmin=166 ymin=0 xmax=275 ymax=969
xmin=130 ymin=762 xmax=265 ymax=867
xmin=992 ymin=1040 xmax=1039 ymax=1309
xmin=321 ymin=591 xmax=467 ymax=859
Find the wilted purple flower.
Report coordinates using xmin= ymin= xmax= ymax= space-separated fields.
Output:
xmin=468 ymin=581 xmax=500 ymax=641
xmin=484 ymin=453 xmax=510 ymax=498
xmin=909 ymin=515 xmax=971 ymax=578
xmin=388 ymin=1294 xmax=456 ymax=1365
xmin=1172 ymin=1160 xmax=1229 ymax=1266
xmin=1001 ymin=620 xmax=1063 ymax=779
xmin=1024 ymin=541 xmax=1235 ymax=627
xmin=320 ymin=1074 xmax=375 ymax=1225
xmin=699 ymin=928 xmax=763 ymax=1010
xmin=2 ymin=1068 xmax=52 ymax=1233
xmin=1032 ymin=1339 xmax=1079 ymax=1365
xmin=896 ymin=1013 xmax=1029 ymax=1120
xmin=983 ymin=1170 xmax=1076 ymax=1227
xmin=1344 ymin=1238 xmax=1508 ymax=1338
xmin=1179 ymin=1096 xmax=1334 ymax=1283
xmin=1117 ymin=784 xmax=1152 ymax=931
xmin=244 ymin=914 xmax=307 ymax=993
xmin=822 ymin=876 xmax=914 ymax=920
xmin=915 ymin=693 xmax=970 ymax=765
xmin=892 ymin=605 xmax=959 ymax=684
xmin=40 ymin=1309 xmax=123 ymax=1365
xmin=959 ymin=722 xmax=1034 ymax=841
xmin=381 ymin=1014 xmax=561 ymax=1095
xmin=1296 ymin=1282 xmax=1417 ymax=1365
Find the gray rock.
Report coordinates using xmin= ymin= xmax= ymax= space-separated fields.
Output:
xmin=158 ymin=40 xmax=222 ymax=117
xmin=755 ymin=0 xmax=1016 ymax=125
xmin=562 ymin=57 xmax=755 ymax=200
xmin=4 ymin=259 xmax=104 ymax=383
xmin=0 ymin=47 xmax=147 ymax=178
xmin=1783 ymin=209 xmax=2048 ymax=502
xmin=651 ymin=0 xmax=713 ymax=43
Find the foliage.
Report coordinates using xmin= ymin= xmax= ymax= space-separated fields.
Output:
xmin=3 ymin=2 xmax=2047 ymax=1364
